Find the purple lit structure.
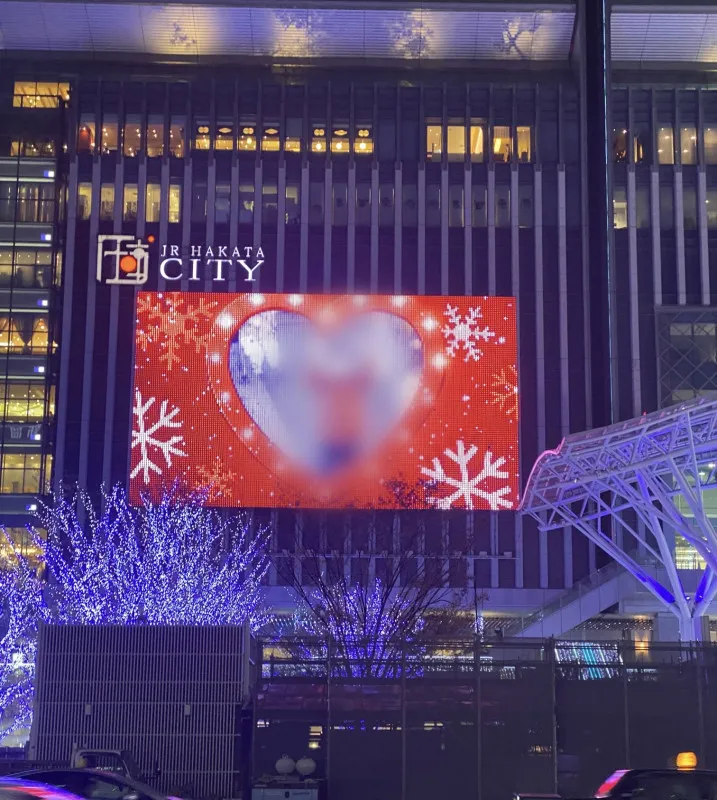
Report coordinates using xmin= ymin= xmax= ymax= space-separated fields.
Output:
xmin=521 ymin=396 xmax=717 ymax=642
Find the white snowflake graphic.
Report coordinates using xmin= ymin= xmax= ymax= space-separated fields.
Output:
xmin=421 ymin=440 xmax=513 ymax=511
xmin=131 ymin=389 xmax=187 ymax=484
xmin=442 ymin=304 xmax=495 ymax=362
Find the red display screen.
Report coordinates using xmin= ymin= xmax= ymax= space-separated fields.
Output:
xmin=130 ymin=292 xmax=519 ymax=510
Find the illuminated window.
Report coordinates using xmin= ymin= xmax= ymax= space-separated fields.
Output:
xmin=77 ymin=183 xmax=92 ymax=220
xmin=29 ymin=317 xmax=50 ymax=352
xmin=145 ymin=184 xmax=161 ymax=223
xmin=147 ymin=117 xmax=164 ymax=157
xmin=0 ymin=317 xmax=26 ymax=352
xmin=705 ymin=128 xmax=717 ymax=164
xmin=168 ymin=184 xmax=181 ymax=224
xmin=355 ymin=128 xmax=373 ymax=155
xmin=215 ymin=123 xmax=234 ymax=151
xmin=612 ymin=129 xmax=628 ymax=162
xmin=426 ymin=125 xmax=442 ymax=160
xmin=0 ymin=249 xmax=52 ymax=289
xmin=285 ymin=118 xmax=302 ymax=154
xmin=492 ymin=126 xmax=512 ymax=162
xmin=194 ymin=123 xmax=211 ymax=151
xmin=681 ymin=126 xmax=697 ymax=164
xmin=675 ymin=535 xmax=706 ymax=570
xmin=123 ymin=117 xmax=142 ymax=157
xmin=633 ymin=133 xmax=646 ymax=163
xmin=238 ymin=126 xmax=257 ymax=152
xmin=331 ymin=128 xmax=349 ymax=155
xmin=1 ymin=527 xmax=44 ymax=566
xmin=123 ymin=184 xmax=138 ymax=221
xmin=446 ymin=125 xmax=465 ymax=161
xmin=285 ymin=137 xmax=301 ymax=153
xmin=12 ymin=183 xmax=54 ymax=224
xmin=77 ymin=116 xmax=95 ymax=153
xmin=262 ymin=126 xmax=280 ymax=152
xmin=613 ymin=187 xmax=627 ymax=229
xmin=11 ymin=139 xmax=54 ymax=158
xmin=657 ymin=127 xmax=675 ymax=165
xmin=170 ymin=118 xmax=185 ymax=158
xmin=13 ymin=81 xmax=70 ymax=109
xmin=311 ymin=127 xmax=326 ymax=153
xmin=0 ymin=452 xmax=43 ymax=494
xmin=517 ymin=126 xmax=532 ymax=162
xmin=100 ymin=184 xmax=114 ymax=221
xmin=101 ymin=118 xmax=118 ymax=154
xmin=470 ymin=125 xmax=485 ymax=162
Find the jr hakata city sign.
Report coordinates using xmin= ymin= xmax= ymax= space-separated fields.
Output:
xmin=96 ymin=235 xmax=264 ymax=286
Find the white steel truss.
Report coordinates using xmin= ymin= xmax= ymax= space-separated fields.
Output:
xmin=520 ymin=396 xmax=717 ymax=641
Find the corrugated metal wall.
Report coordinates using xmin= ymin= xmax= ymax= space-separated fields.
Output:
xmin=32 ymin=625 xmax=254 ymax=800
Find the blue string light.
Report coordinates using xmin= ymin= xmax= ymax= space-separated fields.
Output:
xmin=0 ymin=484 xmax=272 ymax=737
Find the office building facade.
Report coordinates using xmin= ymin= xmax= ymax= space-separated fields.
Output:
xmin=0 ymin=0 xmax=714 ymax=622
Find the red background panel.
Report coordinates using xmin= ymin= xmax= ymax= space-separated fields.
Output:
xmin=130 ymin=292 xmax=519 ymax=510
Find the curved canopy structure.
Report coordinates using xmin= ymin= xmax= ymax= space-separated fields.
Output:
xmin=521 ymin=396 xmax=717 ymax=641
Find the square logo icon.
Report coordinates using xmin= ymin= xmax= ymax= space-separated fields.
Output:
xmin=96 ymin=235 xmax=149 ymax=285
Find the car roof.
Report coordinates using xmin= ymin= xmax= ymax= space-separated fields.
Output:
xmin=623 ymin=770 xmax=717 ymax=777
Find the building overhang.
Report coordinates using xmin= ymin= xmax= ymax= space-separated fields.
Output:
xmin=0 ymin=1 xmax=577 ymax=64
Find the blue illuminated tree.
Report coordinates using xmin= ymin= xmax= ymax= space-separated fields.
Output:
xmin=33 ymin=484 xmax=272 ymax=629
xmin=277 ymin=544 xmax=465 ymax=678
xmin=0 ymin=539 xmax=46 ymax=738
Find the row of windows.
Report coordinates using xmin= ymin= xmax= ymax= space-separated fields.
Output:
xmin=8 ymin=139 xmax=56 ymax=158
xmin=0 ymin=381 xmax=54 ymax=422
xmin=76 ymin=117 xmax=534 ymax=163
xmin=613 ymin=125 xmax=717 ymax=165
xmin=613 ymin=185 xmax=717 ymax=229
xmin=0 ymin=182 xmax=55 ymax=223
xmin=77 ymin=183 xmax=181 ymax=223
xmin=0 ymin=452 xmax=51 ymax=494
xmin=78 ymin=180 xmax=548 ymax=228
xmin=0 ymin=248 xmax=55 ymax=289
xmin=0 ymin=315 xmax=53 ymax=354
xmin=426 ymin=124 xmax=531 ymax=163
xmin=12 ymin=81 xmax=70 ymax=109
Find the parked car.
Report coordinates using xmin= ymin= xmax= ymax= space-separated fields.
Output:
xmin=0 ymin=777 xmax=84 ymax=800
xmin=13 ymin=771 xmax=177 ymax=800
xmin=0 ymin=750 xmax=150 ymax=781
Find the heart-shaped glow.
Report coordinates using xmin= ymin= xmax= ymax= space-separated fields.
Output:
xmin=228 ymin=310 xmax=423 ymax=475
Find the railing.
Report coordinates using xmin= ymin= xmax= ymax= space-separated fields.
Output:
xmin=505 ymin=559 xmax=651 ymax=637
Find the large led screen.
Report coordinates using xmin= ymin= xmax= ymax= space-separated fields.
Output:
xmin=131 ymin=293 xmax=519 ymax=510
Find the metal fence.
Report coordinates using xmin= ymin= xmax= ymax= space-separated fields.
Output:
xmin=255 ymin=638 xmax=717 ymax=800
